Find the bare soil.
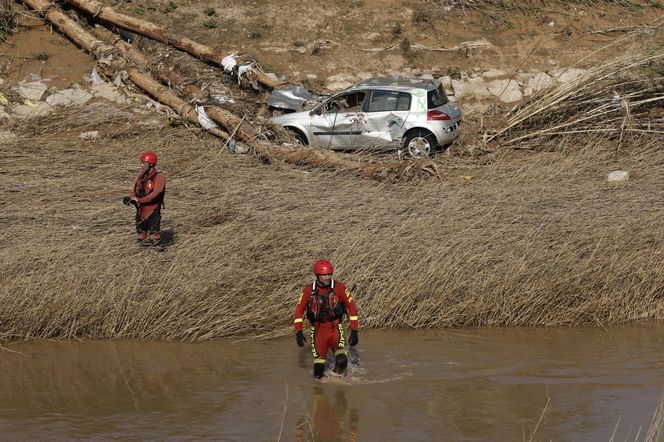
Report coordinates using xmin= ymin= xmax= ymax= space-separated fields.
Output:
xmin=3 ymin=1 xmax=663 ymax=94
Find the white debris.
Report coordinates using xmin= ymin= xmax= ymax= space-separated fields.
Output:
xmin=17 ymin=81 xmax=48 ymax=101
xmin=487 ymin=79 xmax=523 ymax=103
xmin=46 ymin=88 xmax=93 ymax=107
xmin=527 ymin=72 xmax=554 ymax=93
xmin=195 ymin=104 xmax=218 ymax=130
xmin=451 ymin=77 xmax=491 ymax=100
xmin=78 ymin=131 xmax=98 ymax=140
xmin=221 ymin=53 xmax=238 ymax=73
xmin=211 ymin=95 xmax=235 ymax=105
xmin=10 ymin=102 xmax=54 ymax=118
xmin=607 ymin=170 xmax=629 ymax=182
xmin=237 ymin=63 xmax=254 ymax=84
xmin=89 ymin=67 xmax=103 ymax=86
xmin=482 ymin=69 xmax=507 ymax=80
xmin=91 ymin=82 xmax=129 ymax=103
xmin=551 ymin=68 xmax=587 ymax=84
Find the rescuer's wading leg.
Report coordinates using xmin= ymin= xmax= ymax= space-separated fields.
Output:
xmin=311 ymin=326 xmax=327 ymax=378
xmin=333 ymin=323 xmax=348 ymax=374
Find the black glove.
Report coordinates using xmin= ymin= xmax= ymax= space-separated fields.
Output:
xmin=295 ymin=330 xmax=306 ymax=347
xmin=349 ymin=330 xmax=359 ymax=347
xmin=122 ymin=196 xmax=131 ymax=205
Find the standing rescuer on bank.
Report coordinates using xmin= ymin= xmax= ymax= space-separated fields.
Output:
xmin=123 ymin=151 xmax=166 ymax=243
xmin=294 ymin=259 xmax=359 ymax=379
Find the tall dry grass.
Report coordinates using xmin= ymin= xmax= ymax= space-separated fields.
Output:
xmin=492 ymin=28 xmax=664 ymax=148
xmin=2 ymin=96 xmax=664 ymax=341
xmin=2 ymin=30 xmax=664 ymax=340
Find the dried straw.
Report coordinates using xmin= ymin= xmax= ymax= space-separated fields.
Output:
xmin=2 ymin=101 xmax=664 ymax=341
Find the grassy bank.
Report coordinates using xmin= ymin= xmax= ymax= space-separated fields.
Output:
xmin=1 ymin=109 xmax=664 ymax=341
xmin=2 ymin=31 xmax=664 ymax=341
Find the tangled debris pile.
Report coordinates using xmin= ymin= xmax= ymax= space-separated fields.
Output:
xmin=491 ymin=46 xmax=664 ymax=148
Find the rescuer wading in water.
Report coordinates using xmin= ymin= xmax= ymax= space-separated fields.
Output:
xmin=294 ymin=260 xmax=359 ymax=378
xmin=123 ymin=151 xmax=166 ymax=244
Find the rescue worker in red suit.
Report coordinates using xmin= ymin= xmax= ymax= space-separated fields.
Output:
xmin=294 ymin=259 xmax=359 ymax=379
xmin=123 ymin=151 xmax=166 ymax=243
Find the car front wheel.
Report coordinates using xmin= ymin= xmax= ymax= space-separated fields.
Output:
xmin=403 ymin=130 xmax=436 ymax=159
xmin=287 ymin=128 xmax=307 ymax=145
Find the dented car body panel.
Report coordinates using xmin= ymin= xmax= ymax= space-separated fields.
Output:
xmin=271 ymin=77 xmax=462 ymax=155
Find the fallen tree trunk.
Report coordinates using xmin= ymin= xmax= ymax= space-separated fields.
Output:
xmin=19 ymin=0 xmax=406 ymax=180
xmin=65 ymin=0 xmax=287 ymax=91
xmin=91 ymin=23 xmax=257 ymax=143
xmin=90 ymin=24 xmax=149 ymax=67
xmin=126 ymin=67 xmax=230 ymax=139
xmin=154 ymin=69 xmax=258 ymax=142
xmin=22 ymin=0 xmax=115 ymax=57
xmin=23 ymin=0 xmax=228 ymax=139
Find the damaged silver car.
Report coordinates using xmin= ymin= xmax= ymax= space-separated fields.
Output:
xmin=270 ymin=77 xmax=462 ymax=157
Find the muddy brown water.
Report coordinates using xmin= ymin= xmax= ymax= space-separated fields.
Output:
xmin=0 ymin=327 xmax=662 ymax=441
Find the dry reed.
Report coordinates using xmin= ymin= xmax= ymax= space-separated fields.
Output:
xmin=491 ymin=29 xmax=664 ymax=148
xmin=2 ymin=88 xmax=664 ymax=341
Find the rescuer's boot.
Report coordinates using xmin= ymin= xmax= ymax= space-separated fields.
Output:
xmin=333 ymin=353 xmax=348 ymax=374
xmin=313 ymin=363 xmax=325 ymax=379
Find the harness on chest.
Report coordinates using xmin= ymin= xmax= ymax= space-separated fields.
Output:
xmin=306 ymin=280 xmax=346 ymax=323
xmin=135 ymin=169 xmax=166 ymax=206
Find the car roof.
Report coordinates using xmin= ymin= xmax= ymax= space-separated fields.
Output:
xmin=347 ymin=76 xmax=441 ymax=92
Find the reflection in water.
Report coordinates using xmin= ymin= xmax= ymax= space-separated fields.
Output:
xmin=0 ymin=327 xmax=663 ymax=441
xmin=295 ymin=384 xmax=358 ymax=442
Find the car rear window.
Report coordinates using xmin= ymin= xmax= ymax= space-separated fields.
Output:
xmin=427 ymin=85 xmax=448 ymax=108
xmin=367 ymin=90 xmax=411 ymax=112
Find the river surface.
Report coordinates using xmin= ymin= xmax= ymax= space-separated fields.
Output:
xmin=0 ymin=327 xmax=663 ymax=441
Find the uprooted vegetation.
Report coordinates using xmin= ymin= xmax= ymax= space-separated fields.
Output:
xmin=1 ymin=1 xmax=664 ymax=341
xmin=2 ymin=107 xmax=664 ymax=340
xmin=492 ymin=45 xmax=664 ymax=148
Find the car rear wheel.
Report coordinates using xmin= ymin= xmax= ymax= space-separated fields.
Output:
xmin=403 ymin=130 xmax=436 ymax=159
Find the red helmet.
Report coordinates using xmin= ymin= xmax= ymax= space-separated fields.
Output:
xmin=139 ymin=151 xmax=158 ymax=165
xmin=313 ymin=259 xmax=334 ymax=275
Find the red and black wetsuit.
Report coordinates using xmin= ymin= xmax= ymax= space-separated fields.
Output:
xmin=130 ymin=167 xmax=165 ymax=234
xmin=294 ymin=279 xmax=359 ymax=366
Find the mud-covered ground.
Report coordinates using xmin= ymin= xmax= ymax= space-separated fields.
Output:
xmin=3 ymin=1 xmax=663 ymax=95
xmin=113 ymin=0 xmax=662 ymax=88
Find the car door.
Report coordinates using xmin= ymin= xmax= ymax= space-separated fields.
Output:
xmin=321 ymin=91 xmax=367 ymax=149
xmin=360 ymin=90 xmax=412 ymax=150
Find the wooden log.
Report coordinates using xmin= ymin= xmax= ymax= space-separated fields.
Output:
xmin=157 ymin=70 xmax=257 ymax=142
xmin=64 ymin=0 xmax=287 ymax=90
xmin=91 ymin=22 xmax=257 ymax=142
xmin=23 ymin=0 xmax=228 ymax=139
xmin=126 ymin=67 xmax=230 ymax=139
xmin=90 ymin=24 xmax=148 ymax=67
xmin=19 ymin=0 xmax=401 ymax=180
xmin=23 ymin=0 xmax=115 ymax=58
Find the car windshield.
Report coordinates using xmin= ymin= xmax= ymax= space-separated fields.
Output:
xmin=427 ymin=85 xmax=448 ymax=108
